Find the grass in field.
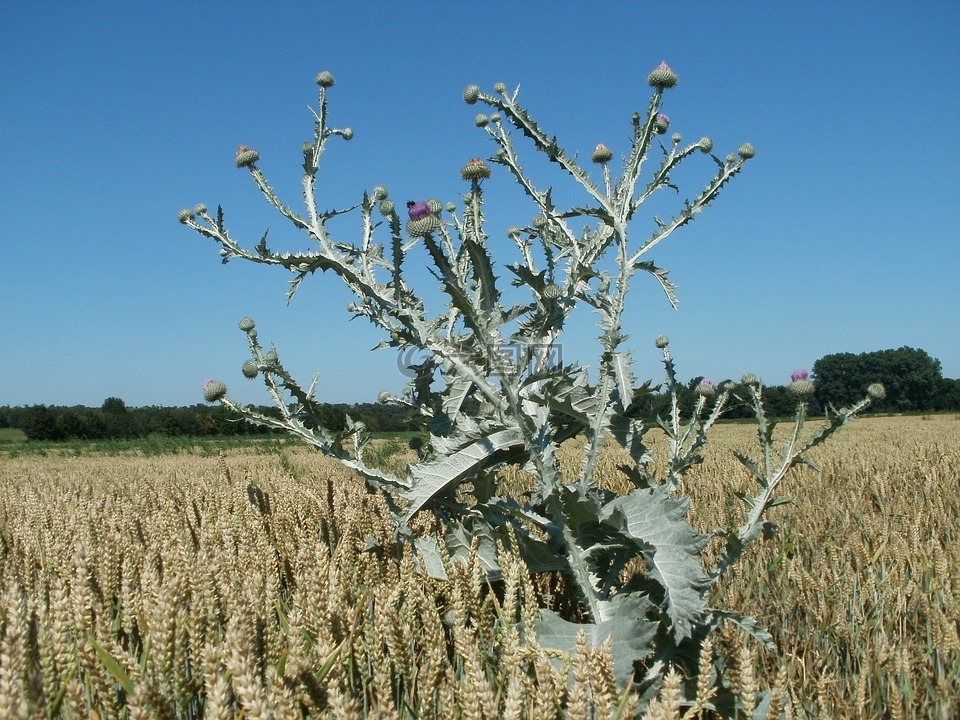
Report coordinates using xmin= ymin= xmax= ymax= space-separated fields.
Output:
xmin=0 ymin=432 xmax=294 ymax=458
xmin=0 ymin=427 xmax=26 ymax=444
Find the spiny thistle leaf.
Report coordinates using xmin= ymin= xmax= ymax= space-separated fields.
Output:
xmin=254 ymin=229 xmax=270 ymax=258
xmin=634 ymin=260 xmax=679 ymax=308
xmin=400 ymin=427 xmax=525 ymax=523
xmin=600 ymin=485 xmax=710 ymax=642
xmin=535 ymin=595 xmax=659 ymax=684
xmin=609 ymin=350 xmax=636 ymax=411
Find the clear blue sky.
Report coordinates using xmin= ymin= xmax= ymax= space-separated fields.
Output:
xmin=2 ymin=1 xmax=958 ymax=408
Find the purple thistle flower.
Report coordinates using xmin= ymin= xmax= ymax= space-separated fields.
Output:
xmin=791 ymin=369 xmax=809 ymax=382
xmin=406 ymin=200 xmax=431 ymax=220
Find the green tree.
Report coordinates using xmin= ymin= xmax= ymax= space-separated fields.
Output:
xmin=19 ymin=405 xmax=62 ymax=441
xmin=933 ymin=378 xmax=960 ymax=412
xmin=813 ymin=347 xmax=941 ymax=412
xmin=101 ymin=397 xmax=127 ymax=414
xmin=100 ymin=396 xmax=140 ymax=439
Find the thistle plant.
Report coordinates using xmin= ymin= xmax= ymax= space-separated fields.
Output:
xmin=180 ymin=65 xmax=882 ymax=708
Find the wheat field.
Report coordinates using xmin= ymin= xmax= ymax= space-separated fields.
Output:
xmin=0 ymin=415 xmax=957 ymax=718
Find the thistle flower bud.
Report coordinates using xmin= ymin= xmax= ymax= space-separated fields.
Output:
xmin=699 ymin=137 xmax=713 ymax=153
xmin=741 ymin=373 xmax=759 ymax=386
xmin=720 ymin=380 xmax=736 ymax=392
xmin=378 ymin=390 xmax=391 ymax=404
xmin=193 ymin=203 xmax=207 ymax=215
xmin=341 ymin=128 xmax=354 ymax=141
xmin=671 ymin=133 xmax=682 ymax=145
xmin=488 ymin=113 xmax=501 ymax=124
xmin=532 ymin=215 xmax=547 ymax=229
xmin=647 ymin=60 xmax=678 ymax=89
xmin=406 ymin=215 xmax=441 ymax=237
xmin=493 ymin=82 xmax=506 ymax=94
xmin=264 ymin=349 xmax=278 ymax=366
xmin=655 ymin=335 xmax=669 ymax=348
xmin=542 ymin=283 xmax=561 ymax=300
xmin=177 ymin=208 xmax=195 ymax=223
xmin=203 ymin=380 xmax=227 ymax=403
xmin=591 ymin=143 xmax=613 ymax=164
xmin=460 ymin=157 xmax=492 ymax=180
xmin=506 ymin=227 xmax=521 ymax=237
xmin=242 ymin=361 xmax=259 ymax=379
xmin=426 ymin=198 xmax=443 ymax=214
xmin=239 ymin=317 xmax=255 ymax=332
xmin=653 ymin=114 xmax=670 ymax=134
xmin=695 ymin=379 xmax=716 ymax=397
xmin=726 ymin=153 xmax=737 ymax=165
xmin=462 ymin=84 xmax=481 ymax=104
xmin=867 ymin=383 xmax=887 ymax=400
xmin=379 ymin=199 xmax=395 ymax=216
xmin=445 ymin=202 xmax=456 ymax=213
xmin=235 ymin=145 xmax=260 ymax=168
xmin=315 ymin=71 xmax=335 ymax=88
xmin=302 ymin=142 xmax=314 ymax=156
xmin=475 ymin=114 xmax=489 ymax=127
xmin=789 ymin=380 xmax=816 ymax=397
xmin=737 ymin=142 xmax=756 ymax=159
xmin=372 ymin=185 xmax=389 ymax=201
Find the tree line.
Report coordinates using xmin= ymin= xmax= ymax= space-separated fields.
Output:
xmin=2 ymin=347 xmax=957 ymax=443
xmin=0 ymin=398 xmax=416 ymax=442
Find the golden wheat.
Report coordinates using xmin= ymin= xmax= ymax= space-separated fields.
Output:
xmin=0 ymin=415 xmax=957 ymax=718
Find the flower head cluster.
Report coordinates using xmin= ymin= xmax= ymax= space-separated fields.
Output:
xmin=235 ymin=145 xmax=260 ymax=168
xmin=460 ymin=158 xmax=491 ymax=181
xmin=203 ymin=380 xmax=227 ymax=403
xmin=591 ymin=143 xmax=613 ymax=164
xmin=405 ymin=200 xmax=441 ymax=237
xmin=867 ymin=383 xmax=887 ymax=400
xmin=788 ymin=369 xmax=815 ymax=397
xmin=407 ymin=201 xmax=431 ymax=220
xmin=653 ymin=114 xmax=670 ymax=134
xmin=542 ymin=283 xmax=561 ymax=300
xmin=695 ymin=378 xmax=716 ymax=397
xmin=647 ymin=61 xmax=678 ymax=89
